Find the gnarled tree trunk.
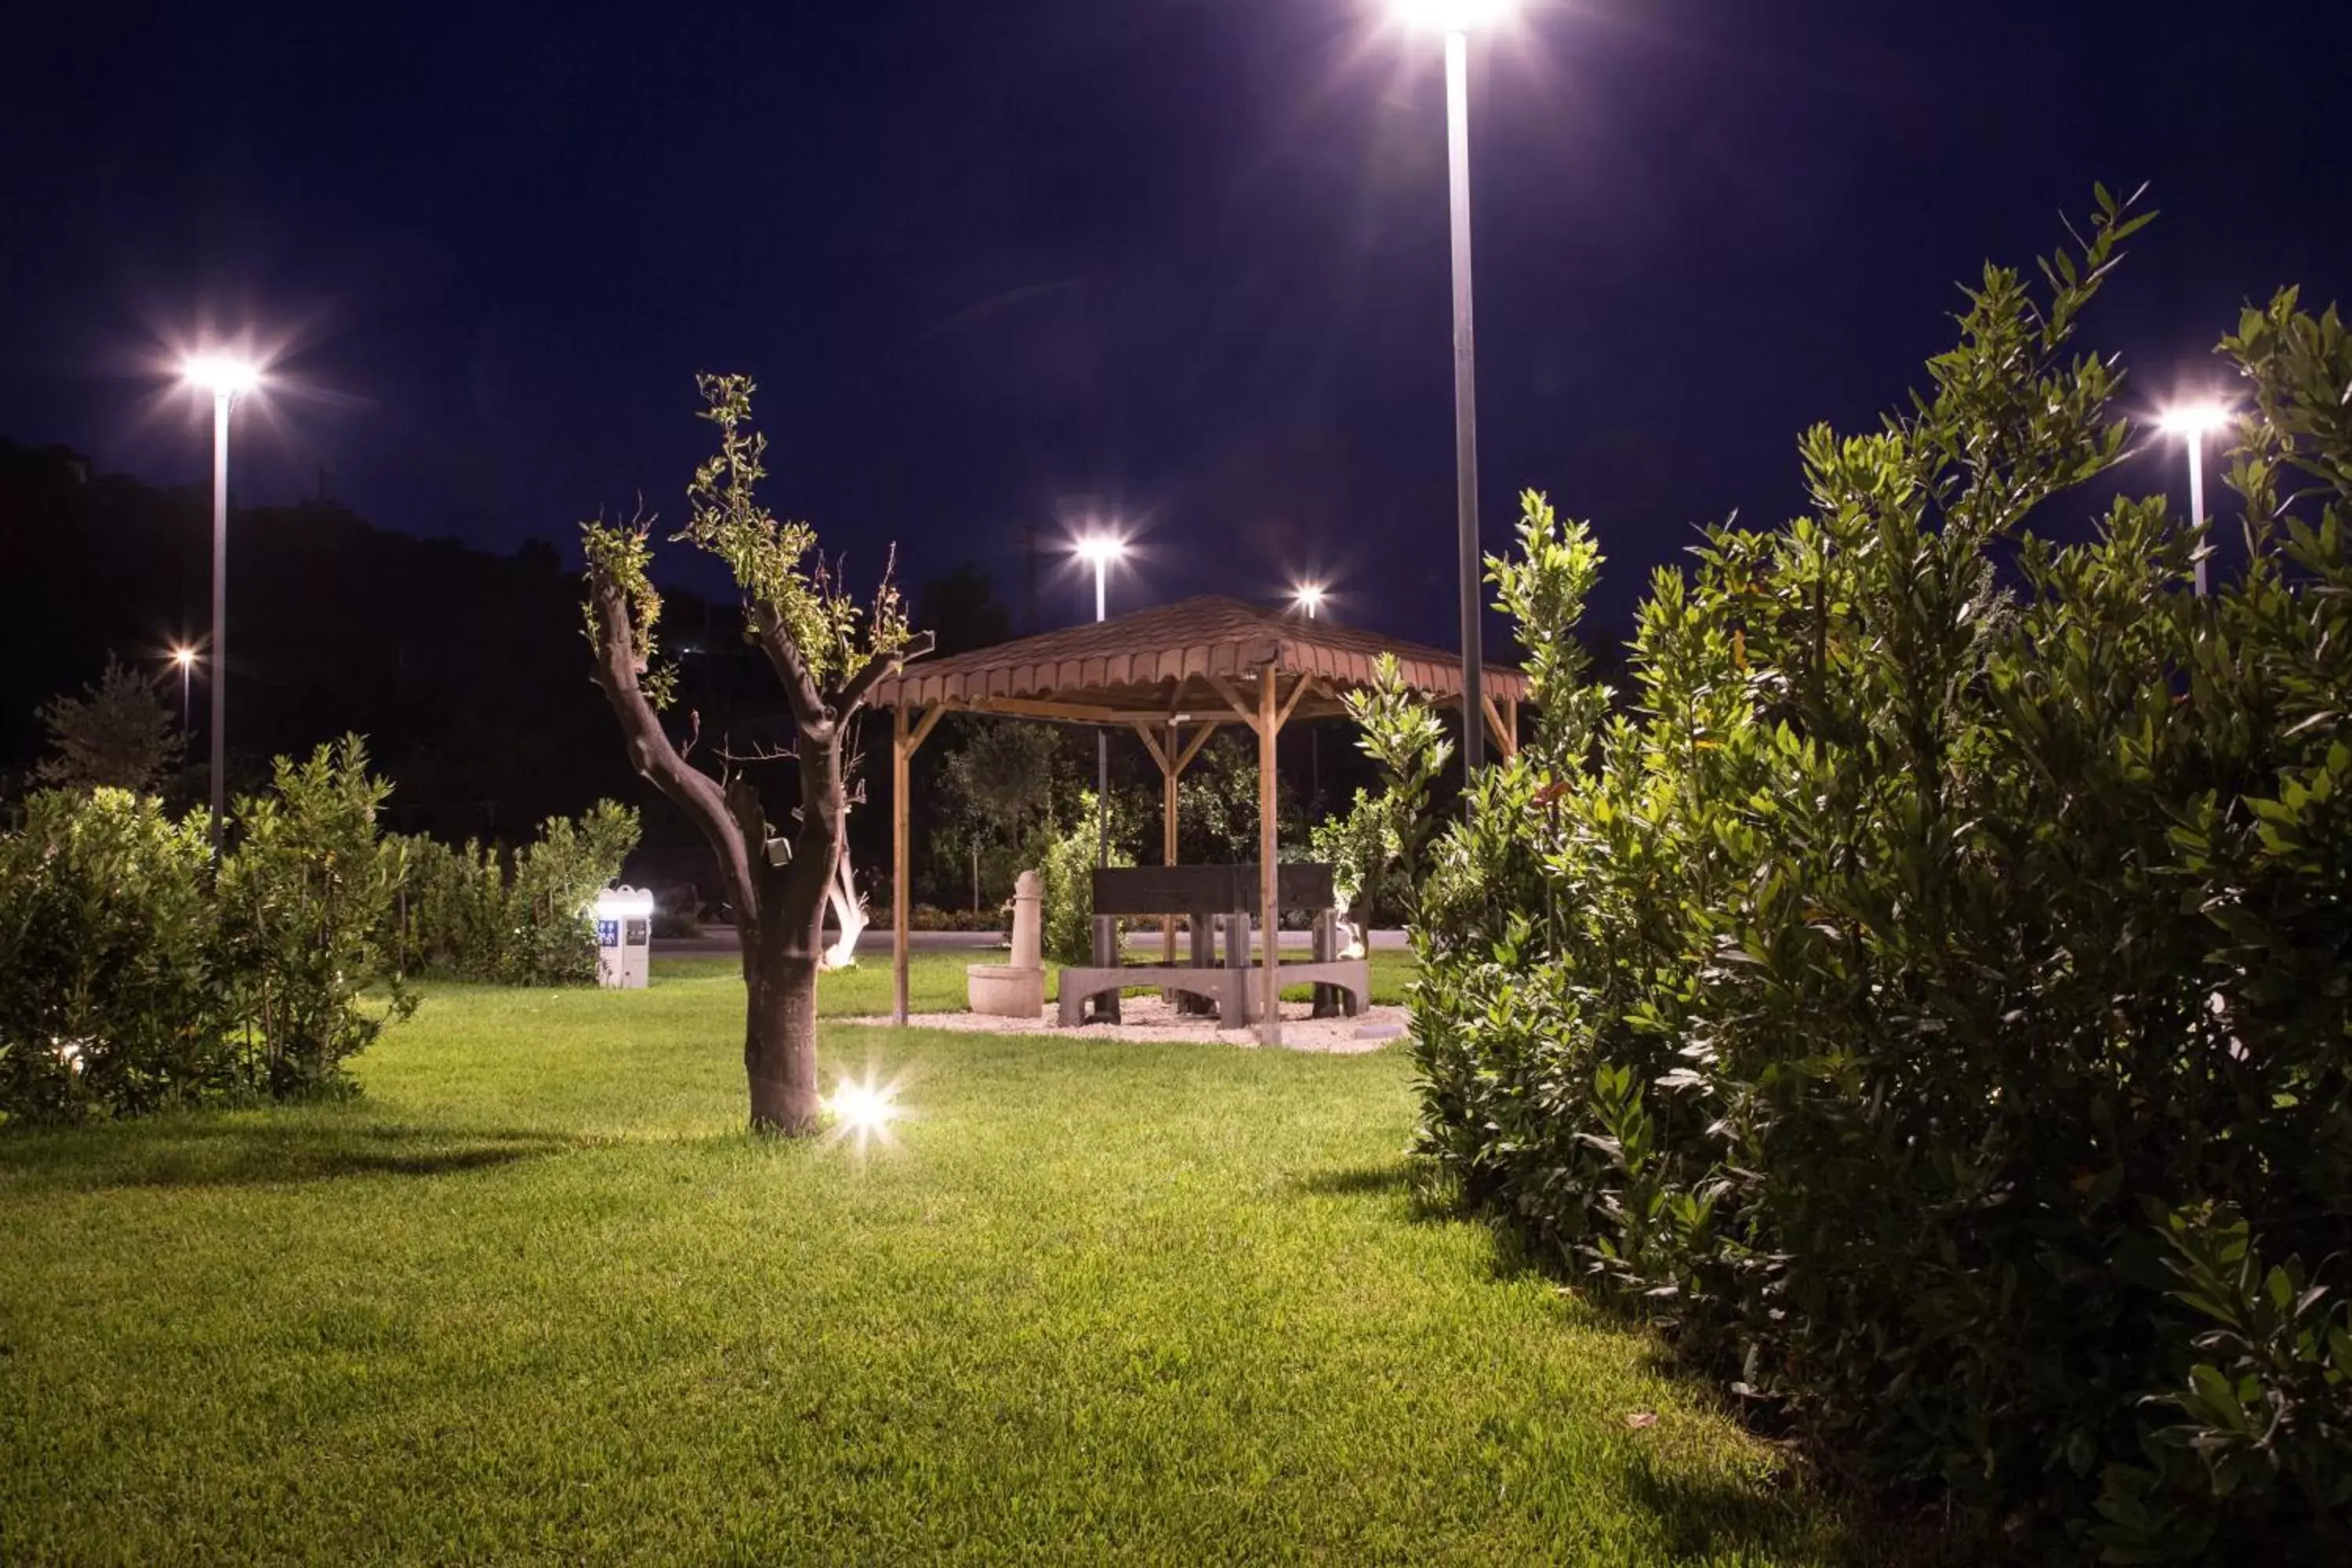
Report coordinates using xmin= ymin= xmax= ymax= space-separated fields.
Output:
xmin=579 ymin=375 xmax=924 ymax=1134
xmin=585 ymin=572 xmax=921 ymax=1135
xmin=743 ymin=894 xmax=822 ymax=1131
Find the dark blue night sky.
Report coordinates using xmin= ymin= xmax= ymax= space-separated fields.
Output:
xmin=6 ymin=0 xmax=2348 ymax=647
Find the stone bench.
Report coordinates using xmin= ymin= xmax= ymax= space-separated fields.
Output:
xmin=1056 ymin=863 xmax=1370 ymax=1028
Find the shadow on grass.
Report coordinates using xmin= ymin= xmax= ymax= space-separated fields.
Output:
xmin=0 ymin=1118 xmax=576 ymax=1196
xmin=1625 ymin=1454 xmax=1955 ymax=1568
xmin=1294 ymin=1163 xmax=1412 ymax=1197
xmin=1623 ymin=1454 xmax=1864 ymax=1566
xmin=1290 ymin=1159 xmax=1465 ymax=1224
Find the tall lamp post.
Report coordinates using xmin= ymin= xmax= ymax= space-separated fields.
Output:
xmin=181 ymin=354 xmax=260 ymax=854
xmin=2159 ymin=405 xmax=2230 ymax=597
xmin=1397 ymin=0 xmax=1512 ymax=772
xmin=1075 ymin=534 xmax=1127 ymax=866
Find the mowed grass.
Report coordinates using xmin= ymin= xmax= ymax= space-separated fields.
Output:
xmin=0 ymin=958 xmax=1865 ymax=1566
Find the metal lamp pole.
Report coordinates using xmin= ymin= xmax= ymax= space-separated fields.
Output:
xmin=2161 ymin=405 xmax=2229 ymax=597
xmin=1441 ymin=19 xmax=1487 ymax=771
xmin=208 ymin=388 xmax=231 ymax=852
xmin=1094 ymin=554 xmax=1109 ymax=866
xmin=182 ymin=354 xmax=257 ymax=856
xmin=1071 ymin=533 xmax=1126 ymax=866
xmin=2187 ymin=427 xmax=2209 ymax=597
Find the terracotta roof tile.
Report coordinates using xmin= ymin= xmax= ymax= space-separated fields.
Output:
xmin=875 ymin=593 xmax=1527 ymax=718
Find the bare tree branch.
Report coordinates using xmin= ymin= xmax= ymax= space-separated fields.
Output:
xmin=748 ymin=604 xmax=829 ymax=728
xmin=585 ymin=567 xmax=759 ymax=926
xmin=838 ymin=628 xmax=935 ymax=716
xmin=717 ymin=739 xmax=800 ymax=766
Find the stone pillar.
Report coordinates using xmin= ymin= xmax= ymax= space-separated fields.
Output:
xmin=1010 ymin=869 xmax=1042 ymax=968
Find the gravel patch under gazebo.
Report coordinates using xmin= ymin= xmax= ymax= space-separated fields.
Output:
xmin=839 ymin=997 xmax=1413 ymax=1054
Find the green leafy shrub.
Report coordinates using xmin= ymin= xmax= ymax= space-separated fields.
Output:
xmin=0 ymin=789 xmax=225 ymax=1123
xmin=1308 ymin=788 xmax=1389 ymax=935
xmin=390 ymin=836 xmax=503 ymax=978
xmin=386 ymin=801 xmax=639 ymax=984
xmin=2091 ymin=1204 xmax=2352 ymax=1562
xmin=1406 ymin=194 xmax=2352 ymax=1560
xmin=1176 ymin=731 xmax=1302 ymax=865
xmin=1 ymin=737 xmax=420 ymax=1122
xmin=1035 ymin=793 xmax=1129 ymax=966
xmin=1312 ymin=652 xmax=1462 ymax=935
xmin=216 ymin=738 xmax=416 ymax=1098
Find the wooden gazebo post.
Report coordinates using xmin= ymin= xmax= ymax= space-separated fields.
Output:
xmin=1162 ymin=721 xmax=1180 ymax=963
xmin=892 ymin=703 xmax=910 ymax=1025
xmin=1259 ymin=669 xmax=1279 ymax=1046
xmin=891 ymin=702 xmax=944 ymax=1025
xmin=1134 ymin=720 xmax=1219 ymax=964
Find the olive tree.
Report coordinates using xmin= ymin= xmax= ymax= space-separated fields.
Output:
xmin=581 ymin=375 xmax=927 ymax=1133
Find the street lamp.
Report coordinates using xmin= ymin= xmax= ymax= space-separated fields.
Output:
xmin=180 ymin=352 xmax=260 ymax=854
xmin=1290 ymin=582 xmax=1327 ymax=619
xmin=1074 ymin=532 xmax=1127 ymax=866
xmin=1394 ymin=0 xmax=1513 ymax=772
xmin=2159 ymin=404 xmax=2230 ymax=597
xmin=169 ymin=645 xmax=197 ymax=731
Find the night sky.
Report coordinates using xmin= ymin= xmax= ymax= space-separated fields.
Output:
xmin=6 ymin=0 xmax=2349 ymax=648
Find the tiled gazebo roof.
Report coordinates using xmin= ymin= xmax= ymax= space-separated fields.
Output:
xmin=873 ymin=593 xmax=1526 ymax=721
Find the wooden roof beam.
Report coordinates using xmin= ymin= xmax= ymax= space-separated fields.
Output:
xmin=1205 ymin=674 xmax=1262 ymax=735
xmin=1480 ymin=692 xmax=1516 ymax=758
xmin=1273 ymin=673 xmax=1318 ymax=735
xmin=1171 ymin=721 xmax=1220 ymax=777
xmin=1132 ymin=721 xmax=1172 ymax=776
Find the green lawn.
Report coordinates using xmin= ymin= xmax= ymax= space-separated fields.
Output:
xmin=0 ymin=959 xmax=1866 ymax=1565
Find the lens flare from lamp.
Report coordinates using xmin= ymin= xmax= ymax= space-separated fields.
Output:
xmin=2158 ymin=405 xmax=2230 ymax=437
xmin=1291 ymin=582 xmax=1327 ymax=616
xmin=181 ymin=355 xmax=261 ymax=397
xmin=1393 ymin=0 xmax=1513 ymax=31
xmin=171 ymin=647 xmax=198 ymax=670
xmin=1073 ymin=534 xmax=1126 ymax=567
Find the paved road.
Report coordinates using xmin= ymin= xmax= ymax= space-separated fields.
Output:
xmin=655 ymin=927 xmax=1412 ymax=960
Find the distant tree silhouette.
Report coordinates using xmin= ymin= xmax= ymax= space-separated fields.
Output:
xmin=937 ymin=718 xmax=1060 ymax=907
xmin=0 ymin=438 xmax=644 ymax=840
xmin=34 ymin=656 xmax=183 ymax=795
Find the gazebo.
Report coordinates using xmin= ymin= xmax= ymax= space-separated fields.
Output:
xmin=873 ymin=593 xmax=1527 ymax=1044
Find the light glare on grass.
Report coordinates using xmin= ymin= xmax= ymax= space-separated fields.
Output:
xmin=827 ymin=1073 xmax=900 ymax=1150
